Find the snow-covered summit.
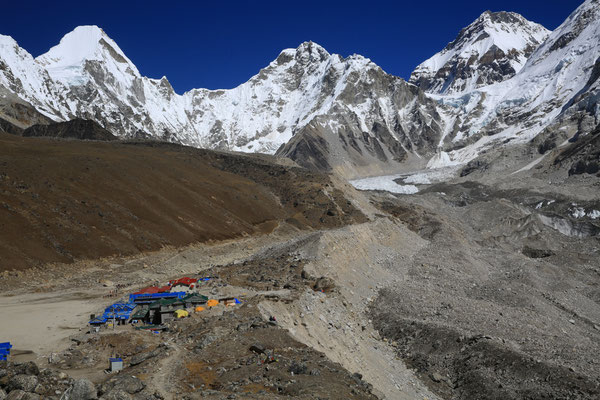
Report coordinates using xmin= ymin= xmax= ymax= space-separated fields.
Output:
xmin=36 ymin=25 xmax=140 ymax=86
xmin=427 ymin=0 xmax=600 ymax=168
xmin=0 ymin=33 xmax=67 ymax=118
xmin=1 ymin=28 xmax=437 ymax=174
xmin=410 ymin=10 xmax=549 ymax=94
xmin=0 ymin=33 xmax=18 ymax=47
xmin=291 ymin=41 xmax=331 ymax=63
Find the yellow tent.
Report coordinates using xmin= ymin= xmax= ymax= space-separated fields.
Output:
xmin=174 ymin=309 xmax=189 ymax=318
xmin=195 ymin=306 xmax=205 ymax=312
xmin=206 ymin=299 xmax=219 ymax=307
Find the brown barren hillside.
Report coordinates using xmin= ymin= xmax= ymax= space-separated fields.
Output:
xmin=0 ymin=133 xmax=365 ymax=271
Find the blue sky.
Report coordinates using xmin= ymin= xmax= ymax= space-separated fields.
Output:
xmin=3 ymin=1 xmax=582 ymax=93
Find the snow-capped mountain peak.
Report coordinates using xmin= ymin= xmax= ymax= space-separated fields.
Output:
xmin=36 ymin=25 xmax=140 ymax=85
xmin=293 ymin=41 xmax=331 ymax=63
xmin=426 ymin=0 xmax=600 ymax=168
xmin=0 ymin=30 xmax=444 ymax=177
xmin=0 ymin=33 xmax=18 ymax=48
xmin=410 ymin=10 xmax=549 ymax=94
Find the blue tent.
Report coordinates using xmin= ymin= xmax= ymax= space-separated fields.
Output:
xmin=0 ymin=342 xmax=12 ymax=361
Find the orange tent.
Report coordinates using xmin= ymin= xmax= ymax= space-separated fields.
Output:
xmin=206 ymin=299 xmax=219 ymax=307
xmin=195 ymin=306 xmax=205 ymax=312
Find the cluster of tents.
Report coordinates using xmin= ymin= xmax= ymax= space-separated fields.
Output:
xmin=89 ymin=274 xmax=243 ymax=327
xmin=183 ymin=297 xmax=242 ymax=318
xmin=161 ymin=298 xmax=228 ymax=320
xmin=90 ymin=275 xmax=244 ymax=327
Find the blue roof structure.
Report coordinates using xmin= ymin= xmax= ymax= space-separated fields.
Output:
xmin=89 ymin=316 xmax=108 ymax=325
xmin=129 ymin=291 xmax=187 ymax=304
xmin=89 ymin=302 xmax=137 ymax=325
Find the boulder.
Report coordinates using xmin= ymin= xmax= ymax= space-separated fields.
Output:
xmin=70 ymin=378 xmax=98 ymax=399
xmin=129 ymin=348 xmax=161 ymax=366
xmin=115 ymin=376 xmax=144 ymax=394
xmin=99 ymin=390 xmax=132 ymax=400
xmin=313 ymin=276 xmax=335 ymax=292
xmin=249 ymin=344 xmax=265 ymax=354
xmin=14 ymin=363 xmax=38 ymax=377
xmin=8 ymin=375 xmax=38 ymax=392
xmin=5 ymin=391 xmax=27 ymax=400
xmin=100 ymin=376 xmax=144 ymax=396
xmin=288 ymin=361 xmax=308 ymax=375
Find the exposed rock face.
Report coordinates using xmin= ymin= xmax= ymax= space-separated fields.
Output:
xmin=427 ymin=0 xmax=600 ymax=168
xmin=410 ymin=11 xmax=549 ymax=94
xmin=276 ymin=59 xmax=443 ymax=176
xmin=552 ymin=123 xmax=600 ymax=176
xmin=0 ymin=117 xmax=22 ymax=135
xmin=0 ymin=87 xmax=53 ymax=130
xmin=22 ymin=119 xmax=117 ymax=141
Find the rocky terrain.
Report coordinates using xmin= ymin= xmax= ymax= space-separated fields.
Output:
xmin=1 ymin=153 xmax=598 ymax=400
xmin=369 ymin=176 xmax=600 ymax=399
xmin=0 ymin=1 xmax=599 ymax=400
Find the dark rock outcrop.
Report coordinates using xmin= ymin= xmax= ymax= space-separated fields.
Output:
xmin=22 ymin=119 xmax=117 ymax=141
xmin=0 ymin=117 xmax=23 ymax=136
xmin=552 ymin=124 xmax=600 ymax=176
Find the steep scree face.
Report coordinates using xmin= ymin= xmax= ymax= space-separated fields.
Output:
xmin=276 ymin=69 xmax=444 ymax=177
xmin=551 ymin=123 xmax=600 ymax=175
xmin=410 ymin=11 xmax=549 ymax=95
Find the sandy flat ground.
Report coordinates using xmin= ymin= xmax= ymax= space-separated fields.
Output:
xmin=0 ymin=224 xmax=310 ymax=363
xmin=0 ymin=290 xmax=106 ymax=360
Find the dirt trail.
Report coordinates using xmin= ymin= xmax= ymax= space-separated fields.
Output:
xmin=150 ymin=341 xmax=182 ymax=399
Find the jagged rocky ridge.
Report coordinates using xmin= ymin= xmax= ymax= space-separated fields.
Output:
xmin=410 ymin=11 xmax=550 ymax=95
xmin=0 ymin=31 xmax=445 ymax=177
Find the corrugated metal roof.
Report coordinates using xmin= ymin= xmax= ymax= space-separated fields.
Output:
xmin=182 ymin=293 xmax=208 ymax=303
xmin=149 ymin=297 xmax=184 ymax=309
xmin=169 ymin=277 xmax=198 ymax=286
xmin=131 ymin=306 xmax=150 ymax=319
